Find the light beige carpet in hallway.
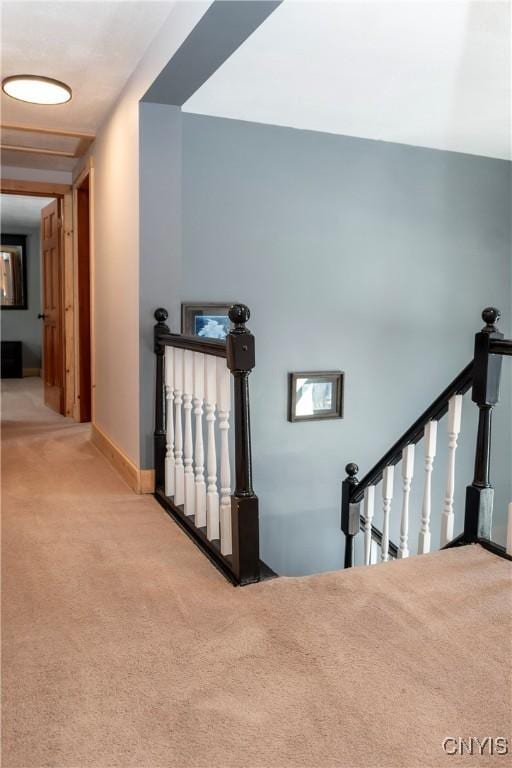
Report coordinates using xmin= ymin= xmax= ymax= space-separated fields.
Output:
xmin=2 ymin=378 xmax=511 ymax=767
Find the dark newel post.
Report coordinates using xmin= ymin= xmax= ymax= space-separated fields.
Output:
xmin=227 ymin=304 xmax=260 ymax=585
xmin=154 ymin=308 xmax=170 ymax=493
xmin=463 ymin=308 xmax=503 ymax=542
xmin=341 ymin=463 xmax=360 ymax=568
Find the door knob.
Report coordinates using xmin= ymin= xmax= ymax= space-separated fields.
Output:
xmin=37 ymin=313 xmax=46 ymax=319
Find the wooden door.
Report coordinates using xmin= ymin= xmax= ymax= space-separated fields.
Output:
xmin=41 ymin=199 xmax=65 ymax=414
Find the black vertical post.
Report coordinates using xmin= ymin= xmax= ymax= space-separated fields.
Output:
xmin=154 ymin=308 xmax=170 ymax=493
xmin=463 ymin=308 xmax=503 ymax=542
xmin=341 ymin=463 xmax=360 ymax=568
xmin=227 ymin=304 xmax=260 ymax=585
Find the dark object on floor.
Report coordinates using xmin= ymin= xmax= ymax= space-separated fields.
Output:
xmin=1 ymin=341 xmax=22 ymax=378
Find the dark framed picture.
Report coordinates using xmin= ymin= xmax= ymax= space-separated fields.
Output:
xmin=1 ymin=234 xmax=27 ymax=310
xmin=288 ymin=371 xmax=344 ymax=422
xmin=181 ymin=303 xmax=234 ymax=341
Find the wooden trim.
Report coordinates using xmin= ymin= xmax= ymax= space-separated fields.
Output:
xmin=22 ymin=368 xmax=40 ymax=377
xmin=1 ymin=144 xmax=76 ymax=158
xmin=91 ymin=423 xmax=154 ymax=494
xmin=1 ymin=123 xmax=94 ymax=158
xmin=72 ymin=164 xmax=90 ymax=189
xmin=63 ymin=191 xmax=74 ymax=417
xmin=73 ymin=172 xmax=91 ymax=422
xmin=88 ymin=162 xmax=96 ymax=422
xmin=1 ymin=122 xmax=94 ymax=140
xmin=140 ymin=470 xmax=156 ymax=494
xmin=0 ymin=178 xmax=71 ymax=197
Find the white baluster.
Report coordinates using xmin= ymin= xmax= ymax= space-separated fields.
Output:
xmin=381 ymin=466 xmax=394 ymax=562
xmin=183 ymin=350 xmax=195 ymax=518
xmin=440 ymin=394 xmax=462 ymax=546
xmin=217 ymin=358 xmax=232 ymax=556
xmin=164 ymin=346 xmax=175 ymax=497
xmin=173 ymin=348 xmax=184 ymax=506
xmin=205 ymin=355 xmax=219 ymax=540
xmin=363 ymin=486 xmax=375 ymax=566
xmin=507 ymin=503 xmax=512 ymax=556
xmin=370 ymin=539 xmax=379 ymax=565
xmin=193 ymin=353 xmax=206 ymax=528
xmin=399 ymin=444 xmax=415 ymax=558
xmin=418 ymin=421 xmax=437 ymax=554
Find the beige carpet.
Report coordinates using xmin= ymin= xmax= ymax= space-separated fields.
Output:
xmin=2 ymin=378 xmax=511 ymax=768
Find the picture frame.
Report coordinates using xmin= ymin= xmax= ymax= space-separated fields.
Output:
xmin=1 ymin=234 xmax=28 ymax=310
xmin=181 ymin=302 xmax=235 ymax=341
xmin=288 ymin=371 xmax=344 ymax=422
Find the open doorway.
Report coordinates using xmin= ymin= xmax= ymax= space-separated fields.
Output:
xmin=0 ymin=176 xmax=93 ymax=423
xmin=1 ymin=193 xmax=54 ymax=386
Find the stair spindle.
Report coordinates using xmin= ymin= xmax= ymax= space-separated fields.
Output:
xmin=205 ymin=354 xmax=220 ymax=540
xmin=440 ymin=394 xmax=462 ymax=546
xmin=418 ymin=420 xmax=437 ymax=554
xmin=173 ymin=348 xmax=184 ymax=506
xmin=183 ymin=351 xmax=195 ymax=518
xmin=507 ymin=503 xmax=512 ymax=556
xmin=363 ymin=486 xmax=375 ymax=566
xmin=399 ymin=444 xmax=415 ymax=558
xmin=193 ymin=352 xmax=206 ymax=528
xmin=217 ymin=358 xmax=232 ymax=556
xmin=164 ymin=346 xmax=175 ymax=497
xmin=381 ymin=465 xmax=394 ymax=562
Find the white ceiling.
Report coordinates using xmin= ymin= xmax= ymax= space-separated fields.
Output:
xmin=1 ymin=194 xmax=55 ymax=229
xmin=1 ymin=1 xmax=175 ymax=135
xmin=184 ymin=0 xmax=511 ymax=160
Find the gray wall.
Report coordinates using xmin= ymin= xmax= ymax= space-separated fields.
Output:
xmin=1 ymin=227 xmax=42 ymax=369
xmin=139 ymin=103 xmax=183 ymax=465
xmin=179 ymin=114 xmax=511 ymax=575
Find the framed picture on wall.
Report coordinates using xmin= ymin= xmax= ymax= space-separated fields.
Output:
xmin=288 ymin=371 xmax=344 ymax=422
xmin=1 ymin=234 xmax=27 ymax=310
xmin=181 ymin=303 xmax=235 ymax=341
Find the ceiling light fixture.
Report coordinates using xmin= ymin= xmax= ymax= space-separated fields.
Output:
xmin=2 ymin=75 xmax=72 ymax=105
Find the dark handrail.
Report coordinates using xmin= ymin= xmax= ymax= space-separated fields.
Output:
xmin=490 ymin=338 xmax=512 ymax=356
xmin=350 ymin=361 xmax=474 ymax=503
xmin=158 ymin=332 xmax=227 ymax=358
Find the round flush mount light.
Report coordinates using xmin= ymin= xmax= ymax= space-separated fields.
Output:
xmin=2 ymin=74 xmax=72 ymax=105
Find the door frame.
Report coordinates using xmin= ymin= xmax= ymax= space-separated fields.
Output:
xmin=1 ymin=172 xmax=94 ymax=421
xmin=72 ymin=160 xmax=95 ymax=422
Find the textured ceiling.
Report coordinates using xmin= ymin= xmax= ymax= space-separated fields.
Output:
xmin=1 ymin=194 xmax=55 ymax=230
xmin=1 ymin=1 xmax=175 ymax=134
xmin=185 ymin=0 xmax=511 ymax=160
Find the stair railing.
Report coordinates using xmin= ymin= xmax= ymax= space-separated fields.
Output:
xmin=153 ymin=304 xmax=262 ymax=585
xmin=341 ymin=308 xmax=512 ymax=568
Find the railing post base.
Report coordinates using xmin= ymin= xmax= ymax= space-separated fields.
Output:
xmin=231 ymin=495 xmax=260 ymax=585
xmin=462 ymin=308 xmax=503 ymax=546
xmin=463 ymin=485 xmax=494 ymax=543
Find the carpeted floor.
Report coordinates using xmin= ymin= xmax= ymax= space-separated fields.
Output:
xmin=2 ymin=378 xmax=511 ymax=768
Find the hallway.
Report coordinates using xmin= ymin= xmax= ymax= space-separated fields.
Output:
xmin=2 ymin=380 xmax=511 ymax=767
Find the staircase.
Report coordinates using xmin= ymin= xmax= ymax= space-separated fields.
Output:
xmin=341 ymin=307 xmax=512 ymax=568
